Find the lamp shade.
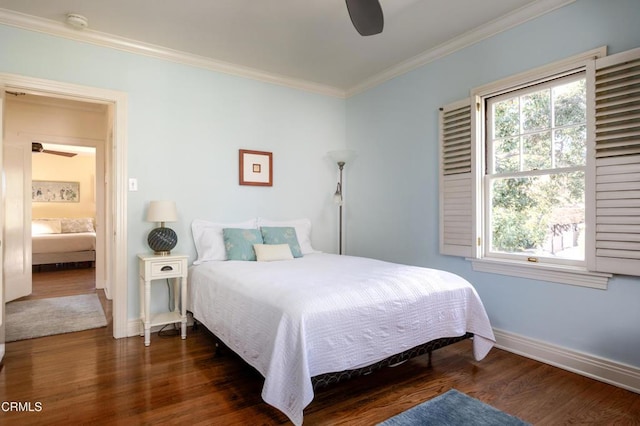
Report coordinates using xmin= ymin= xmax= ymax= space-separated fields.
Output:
xmin=333 ymin=183 xmax=343 ymax=205
xmin=328 ymin=149 xmax=356 ymax=164
xmin=146 ymin=200 xmax=178 ymax=223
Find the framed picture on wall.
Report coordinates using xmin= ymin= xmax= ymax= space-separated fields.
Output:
xmin=32 ymin=180 xmax=80 ymax=202
xmin=239 ymin=149 xmax=273 ymax=186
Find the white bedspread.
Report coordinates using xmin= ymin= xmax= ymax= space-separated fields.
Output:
xmin=32 ymin=232 xmax=96 ymax=254
xmin=188 ymin=253 xmax=495 ymax=425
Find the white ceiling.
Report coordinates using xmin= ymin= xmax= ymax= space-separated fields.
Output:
xmin=0 ymin=0 xmax=573 ymax=97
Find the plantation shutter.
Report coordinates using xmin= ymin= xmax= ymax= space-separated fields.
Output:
xmin=439 ymin=98 xmax=474 ymax=257
xmin=589 ymin=47 xmax=640 ymax=276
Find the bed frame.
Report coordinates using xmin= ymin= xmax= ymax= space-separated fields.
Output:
xmin=311 ymin=332 xmax=474 ymax=389
xmin=32 ymin=250 xmax=96 ymax=267
xmin=197 ymin=320 xmax=473 ymax=389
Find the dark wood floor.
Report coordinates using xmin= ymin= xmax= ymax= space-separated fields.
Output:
xmin=1 ymin=268 xmax=639 ymax=424
xmin=23 ymin=265 xmax=99 ymax=300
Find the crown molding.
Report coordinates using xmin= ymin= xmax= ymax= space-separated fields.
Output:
xmin=0 ymin=8 xmax=346 ymax=99
xmin=0 ymin=0 xmax=575 ymax=100
xmin=345 ymin=0 xmax=576 ymax=97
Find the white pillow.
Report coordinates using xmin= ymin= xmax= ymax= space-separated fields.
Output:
xmin=32 ymin=219 xmax=62 ymax=235
xmin=257 ymin=217 xmax=316 ymax=254
xmin=253 ymin=244 xmax=294 ymax=262
xmin=61 ymin=218 xmax=95 ymax=233
xmin=192 ymin=218 xmax=257 ymax=263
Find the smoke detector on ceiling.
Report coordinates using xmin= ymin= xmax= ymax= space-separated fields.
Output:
xmin=66 ymin=13 xmax=88 ymax=29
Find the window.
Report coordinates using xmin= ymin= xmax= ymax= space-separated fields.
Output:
xmin=439 ymin=47 xmax=640 ymax=288
xmin=486 ymin=74 xmax=586 ymax=266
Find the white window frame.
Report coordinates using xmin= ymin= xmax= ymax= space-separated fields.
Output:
xmin=469 ymin=46 xmax=612 ymax=289
xmin=484 ymin=72 xmax=587 ymax=267
xmin=470 ymin=47 xmax=612 ymax=289
xmin=440 ymin=46 xmax=640 ymax=288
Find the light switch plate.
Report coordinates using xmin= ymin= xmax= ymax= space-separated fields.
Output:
xmin=128 ymin=178 xmax=138 ymax=191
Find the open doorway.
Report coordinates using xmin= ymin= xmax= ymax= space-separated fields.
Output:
xmin=31 ymin=143 xmax=98 ymax=277
xmin=31 ymin=143 xmax=98 ymax=298
xmin=1 ymin=74 xmax=128 ymax=342
xmin=3 ymin=95 xmax=108 ymax=341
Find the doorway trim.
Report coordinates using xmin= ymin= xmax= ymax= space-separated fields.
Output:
xmin=1 ymin=72 xmax=128 ymax=338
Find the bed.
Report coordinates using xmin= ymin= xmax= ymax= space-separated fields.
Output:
xmin=188 ymin=218 xmax=495 ymax=425
xmin=32 ymin=218 xmax=96 ymax=267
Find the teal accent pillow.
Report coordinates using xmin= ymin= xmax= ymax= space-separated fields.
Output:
xmin=222 ymin=228 xmax=263 ymax=261
xmin=260 ymin=226 xmax=303 ymax=258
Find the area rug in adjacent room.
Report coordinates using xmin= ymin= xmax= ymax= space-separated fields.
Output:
xmin=378 ymin=389 xmax=530 ymax=426
xmin=6 ymin=294 xmax=108 ymax=342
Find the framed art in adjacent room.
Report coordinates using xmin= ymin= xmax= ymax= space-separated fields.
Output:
xmin=32 ymin=180 xmax=80 ymax=202
xmin=239 ymin=149 xmax=273 ymax=186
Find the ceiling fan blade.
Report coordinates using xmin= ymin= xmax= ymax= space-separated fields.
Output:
xmin=42 ymin=149 xmax=77 ymax=157
xmin=346 ymin=0 xmax=384 ymax=36
xmin=32 ymin=142 xmax=44 ymax=153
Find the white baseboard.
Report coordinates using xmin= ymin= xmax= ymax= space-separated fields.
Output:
xmin=493 ymin=328 xmax=640 ymax=394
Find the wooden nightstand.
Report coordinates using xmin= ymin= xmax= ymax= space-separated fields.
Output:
xmin=138 ymin=253 xmax=188 ymax=346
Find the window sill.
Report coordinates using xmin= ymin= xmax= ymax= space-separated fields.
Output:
xmin=468 ymin=257 xmax=612 ymax=290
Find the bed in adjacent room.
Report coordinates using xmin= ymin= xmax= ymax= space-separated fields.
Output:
xmin=187 ymin=218 xmax=495 ymax=425
xmin=32 ymin=218 xmax=96 ymax=267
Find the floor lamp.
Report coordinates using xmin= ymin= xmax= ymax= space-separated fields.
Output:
xmin=328 ymin=150 xmax=356 ymax=255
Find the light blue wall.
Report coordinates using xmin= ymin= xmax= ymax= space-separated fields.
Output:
xmin=346 ymin=0 xmax=640 ymax=367
xmin=0 ymin=25 xmax=346 ymax=318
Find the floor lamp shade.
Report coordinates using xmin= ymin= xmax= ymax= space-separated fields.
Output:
xmin=146 ymin=200 xmax=178 ymax=255
xmin=328 ymin=149 xmax=356 ymax=164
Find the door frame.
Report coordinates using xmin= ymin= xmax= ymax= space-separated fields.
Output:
xmin=1 ymin=73 xmax=129 ymax=339
xmin=1 ymin=86 xmax=5 ymax=362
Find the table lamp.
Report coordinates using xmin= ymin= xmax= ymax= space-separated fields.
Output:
xmin=146 ymin=200 xmax=178 ymax=255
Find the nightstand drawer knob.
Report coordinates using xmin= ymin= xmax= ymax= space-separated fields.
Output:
xmin=161 ymin=265 xmax=173 ymax=271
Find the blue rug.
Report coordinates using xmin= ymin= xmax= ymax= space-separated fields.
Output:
xmin=378 ymin=389 xmax=530 ymax=426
